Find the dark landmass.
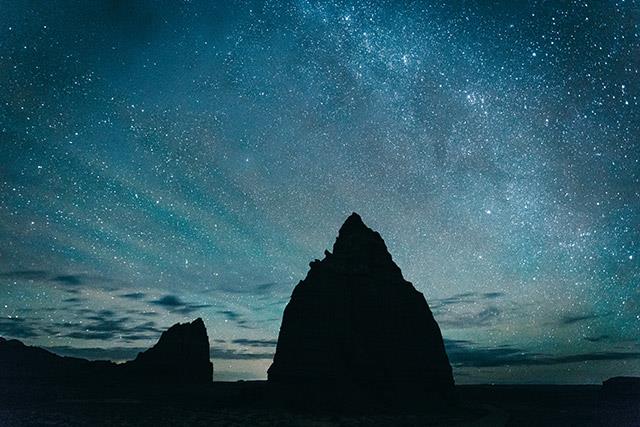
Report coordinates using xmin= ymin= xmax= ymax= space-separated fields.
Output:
xmin=269 ymin=213 xmax=453 ymax=409
xmin=0 ymin=318 xmax=212 ymax=386
xmin=123 ymin=318 xmax=213 ymax=384
xmin=0 ymin=380 xmax=638 ymax=426
xmin=602 ymin=376 xmax=640 ymax=396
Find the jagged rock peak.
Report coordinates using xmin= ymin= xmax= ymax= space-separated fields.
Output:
xmin=128 ymin=317 xmax=213 ymax=384
xmin=136 ymin=317 xmax=209 ymax=361
xmin=155 ymin=317 xmax=207 ymax=346
xmin=269 ymin=213 xmax=454 ymax=404
xmin=338 ymin=212 xmax=367 ymax=233
xmin=335 ymin=212 xmax=379 ymax=244
xmin=323 ymin=212 xmax=401 ymax=280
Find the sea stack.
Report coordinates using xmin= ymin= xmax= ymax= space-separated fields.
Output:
xmin=268 ymin=213 xmax=454 ymax=407
xmin=125 ymin=317 xmax=213 ymax=384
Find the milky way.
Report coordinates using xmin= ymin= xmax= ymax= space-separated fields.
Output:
xmin=1 ymin=1 xmax=638 ymax=382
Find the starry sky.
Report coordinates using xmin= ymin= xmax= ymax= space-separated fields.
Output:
xmin=1 ymin=0 xmax=639 ymax=383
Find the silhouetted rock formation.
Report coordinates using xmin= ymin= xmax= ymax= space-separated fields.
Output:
xmin=268 ymin=213 xmax=454 ymax=407
xmin=602 ymin=376 xmax=640 ymax=397
xmin=0 ymin=318 xmax=213 ymax=386
xmin=125 ymin=318 xmax=213 ymax=384
xmin=0 ymin=336 xmax=116 ymax=384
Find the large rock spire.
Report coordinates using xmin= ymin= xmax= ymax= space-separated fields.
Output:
xmin=268 ymin=213 xmax=453 ymax=405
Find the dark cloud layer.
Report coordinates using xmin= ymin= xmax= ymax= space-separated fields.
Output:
xmin=445 ymin=339 xmax=640 ymax=368
xmin=583 ymin=335 xmax=610 ymax=343
xmin=0 ymin=307 xmax=164 ymax=344
xmin=0 ymin=270 xmax=49 ymax=281
xmin=150 ymin=295 xmax=212 ymax=314
xmin=0 ymin=270 xmax=109 ymax=288
xmin=212 ymin=348 xmax=274 ymax=360
xmin=51 ymin=274 xmax=83 ymax=286
xmin=0 ymin=317 xmax=40 ymax=338
xmin=120 ymin=292 xmax=146 ymax=300
xmin=232 ymin=338 xmax=278 ymax=348
xmin=560 ymin=313 xmax=610 ymax=326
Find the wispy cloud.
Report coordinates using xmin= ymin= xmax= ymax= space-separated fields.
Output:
xmin=437 ymin=306 xmax=502 ymax=329
xmin=152 ymin=295 xmax=183 ymax=307
xmin=218 ymin=310 xmax=241 ymax=320
xmin=232 ymin=338 xmax=277 ymax=348
xmin=216 ymin=310 xmax=255 ymax=329
xmin=120 ymin=292 xmax=146 ymax=300
xmin=50 ymin=310 xmax=162 ymax=343
xmin=212 ymin=348 xmax=274 ymax=360
xmin=583 ymin=335 xmax=610 ymax=343
xmin=483 ymin=292 xmax=505 ymax=299
xmin=445 ymin=339 xmax=640 ymax=367
xmin=51 ymin=274 xmax=84 ymax=285
xmin=150 ymin=294 xmax=211 ymax=314
xmin=0 ymin=270 xmax=112 ymax=288
xmin=0 ymin=270 xmax=49 ymax=281
xmin=213 ymin=281 xmax=281 ymax=295
xmin=559 ymin=312 xmax=610 ymax=326
xmin=0 ymin=317 xmax=40 ymax=338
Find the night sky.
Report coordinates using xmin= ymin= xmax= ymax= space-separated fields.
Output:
xmin=1 ymin=0 xmax=639 ymax=383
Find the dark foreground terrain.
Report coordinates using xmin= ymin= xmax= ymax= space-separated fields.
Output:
xmin=0 ymin=381 xmax=638 ymax=426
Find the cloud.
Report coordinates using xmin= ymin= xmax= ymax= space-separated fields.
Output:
xmin=214 ymin=281 xmax=280 ymax=295
xmin=120 ymin=334 xmax=157 ymax=342
xmin=51 ymin=274 xmax=83 ymax=285
xmin=0 ymin=270 xmax=111 ymax=288
xmin=120 ymin=292 xmax=146 ymax=300
xmin=430 ymin=291 xmax=506 ymax=310
xmin=482 ymin=292 xmax=505 ymax=299
xmin=444 ymin=339 xmax=640 ymax=368
xmin=583 ymin=335 xmax=610 ymax=343
xmin=0 ymin=270 xmax=49 ymax=281
xmin=62 ymin=315 xmax=130 ymax=341
xmin=152 ymin=295 xmax=184 ymax=307
xmin=215 ymin=310 xmax=255 ymax=329
xmin=212 ymin=348 xmax=274 ymax=360
xmin=550 ymin=352 xmax=640 ymax=364
xmin=66 ymin=331 xmax=115 ymax=340
xmin=430 ymin=291 xmax=521 ymax=330
xmin=150 ymin=294 xmax=211 ymax=314
xmin=218 ymin=310 xmax=241 ymax=320
xmin=559 ymin=312 xmax=611 ymax=326
xmin=437 ymin=305 xmax=502 ymax=329
xmin=232 ymin=338 xmax=277 ymax=348
xmin=431 ymin=292 xmax=476 ymax=308
xmin=52 ymin=310 xmax=162 ymax=342
xmin=254 ymin=282 xmax=278 ymax=292
xmin=0 ymin=317 xmax=40 ymax=338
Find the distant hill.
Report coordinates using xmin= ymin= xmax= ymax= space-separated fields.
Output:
xmin=0 ymin=318 xmax=213 ymax=385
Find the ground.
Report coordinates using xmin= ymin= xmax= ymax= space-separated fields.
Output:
xmin=0 ymin=383 xmax=637 ymax=426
